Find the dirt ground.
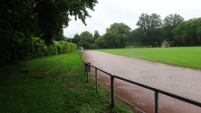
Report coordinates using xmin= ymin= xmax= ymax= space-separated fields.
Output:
xmin=85 ymin=50 xmax=201 ymax=113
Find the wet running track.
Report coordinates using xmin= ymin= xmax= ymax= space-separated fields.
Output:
xmin=85 ymin=50 xmax=201 ymax=113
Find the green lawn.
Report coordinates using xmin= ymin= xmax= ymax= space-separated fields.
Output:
xmin=97 ymin=47 xmax=201 ymax=69
xmin=0 ymin=52 xmax=133 ymax=113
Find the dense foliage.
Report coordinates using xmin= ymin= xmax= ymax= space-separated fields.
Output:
xmin=73 ymin=14 xmax=201 ymax=49
xmin=163 ymin=14 xmax=184 ymax=42
xmin=173 ymin=18 xmax=201 ymax=46
xmin=14 ymin=37 xmax=77 ymax=61
xmin=0 ymin=0 xmax=97 ymax=65
xmin=79 ymin=31 xmax=94 ymax=49
xmin=104 ymin=23 xmax=131 ymax=48
xmin=136 ymin=13 xmax=162 ymax=45
xmin=74 ymin=23 xmax=131 ymax=49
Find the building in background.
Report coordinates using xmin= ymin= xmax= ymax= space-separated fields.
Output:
xmin=161 ymin=40 xmax=170 ymax=47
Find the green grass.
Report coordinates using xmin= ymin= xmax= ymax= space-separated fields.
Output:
xmin=0 ymin=52 xmax=133 ymax=113
xmin=97 ymin=47 xmax=201 ymax=69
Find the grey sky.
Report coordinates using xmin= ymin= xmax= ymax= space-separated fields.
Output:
xmin=63 ymin=0 xmax=201 ymax=38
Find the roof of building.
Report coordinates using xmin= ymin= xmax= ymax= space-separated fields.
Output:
xmin=161 ymin=40 xmax=169 ymax=44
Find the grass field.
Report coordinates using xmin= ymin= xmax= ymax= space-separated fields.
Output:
xmin=0 ymin=52 xmax=133 ymax=113
xmin=97 ymin=47 xmax=201 ymax=69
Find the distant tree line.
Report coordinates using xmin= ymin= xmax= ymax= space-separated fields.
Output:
xmin=0 ymin=0 xmax=97 ymax=66
xmin=73 ymin=13 xmax=201 ymax=49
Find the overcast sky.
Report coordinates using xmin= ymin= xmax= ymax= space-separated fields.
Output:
xmin=63 ymin=0 xmax=201 ymax=38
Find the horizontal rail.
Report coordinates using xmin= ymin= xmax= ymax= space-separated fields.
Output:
xmin=114 ymin=75 xmax=201 ymax=107
xmin=82 ymin=60 xmax=201 ymax=112
xmin=90 ymin=64 xmax=112 ymax=76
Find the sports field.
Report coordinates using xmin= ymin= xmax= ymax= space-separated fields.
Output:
xmin=97 ymin=47 xmax=201 ymax=69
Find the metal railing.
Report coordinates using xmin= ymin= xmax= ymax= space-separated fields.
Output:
xmin=83 ymin=60 xmax=201 ymax=113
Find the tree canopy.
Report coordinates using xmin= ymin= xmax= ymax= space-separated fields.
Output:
xmin=163 ymin=14 xmax=184 ymax=43
xmin=0 ymin=0 xmax=98 ymax=41
xmin=136 ymin=13 xmax=162 ymax=45
xmin=72 ymin=13 xmax=200 ymax=49
xmin=0 ymin=0 xmax=98 ymax=65
xmin=35 ymin=0 xmax=97 ymax=44
xmin=173 ymin=18 xmax=201 ymax=46
xmin=104 ymin=23 xmax=131 ymax=48
xmin=79 ymin=31 xmax=94 ymax=49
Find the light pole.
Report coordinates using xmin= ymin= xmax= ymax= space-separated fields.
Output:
xmin=155 ymin=42 xmax=158 ymax=47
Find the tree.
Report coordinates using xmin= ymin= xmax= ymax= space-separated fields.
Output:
xmin=0 ymin=0 xmax=98 ymax=65
xmin=173 ymin=18 xmax=201 ymax=46
xmin=127 ymin=28 xmax=142 ymax=46
xmin=136 ymin=13 xmax=162 ymax=45
xmin=93 ymin=30 xmax=100 ymax=40
xmin=104 ymin=23 xmax=131 ymax=48
xmin=79 ymin=31 xmax=94 ymax=49
xmin=94 ymin=36 xmax=107 ymax=48
xmin=54 ymin=29 xmax=66 ymax=41
xmin=163 ymin=14 xmax=184 ymax=43
xmin=72 ymin=33 xmax=80 ymax=45
xmin=35 ymin=0 xmax=98 ymax=45
xmin=0 ymin=0 xmax=37 ymax=64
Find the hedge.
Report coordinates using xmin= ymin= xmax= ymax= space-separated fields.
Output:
xmin=27 ymin=37 xmax=77 ymax=59
xmin=0 ymin=36 xmax=77 ymax=66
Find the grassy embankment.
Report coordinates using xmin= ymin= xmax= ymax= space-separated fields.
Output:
xmin=0 ymin=52 xmax=133 ymax=113
xmin=97 ymin=47 xmax=201 ymax=69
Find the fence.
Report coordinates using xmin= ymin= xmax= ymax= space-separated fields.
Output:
xmin=82 ymin=60 xmax=201 ymax=113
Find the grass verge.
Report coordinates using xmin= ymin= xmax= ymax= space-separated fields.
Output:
xmin=0 ymin=52 xmax=133 ymax=113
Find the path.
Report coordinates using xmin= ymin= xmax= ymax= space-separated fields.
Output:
xmin=85 ymin=50 xmax=201 ymax=113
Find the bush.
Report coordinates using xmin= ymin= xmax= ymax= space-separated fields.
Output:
xmin=28 ymin=37 xmax=77 ymax=59
xmin=69 ymin=43 xmax=77 ymax=52
xmin=29 ymin=37 xmax=47 ymax=58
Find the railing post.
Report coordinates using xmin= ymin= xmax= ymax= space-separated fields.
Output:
xmin=86 ymin=62 xmax=91 ymax=82
xmin=83 ymin=61 xmax=86 ymax=75
xmin=111 ymin=75 xmax=115 ymax=108
xmin=87 ymin=68 xmax=89 ymax=82
xmin=155 ymin=91 xmax=159 ymax=113
xmin=95 ymin=68 xmax=98 ymax=93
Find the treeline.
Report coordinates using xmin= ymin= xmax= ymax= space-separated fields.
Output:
xmin=0 ymin=0 xmax=97 ymax=66
xmin=173 ymin=18 xmax=201 ymax=46
xmin=72 ymin=14 xmax=201 ymax=49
